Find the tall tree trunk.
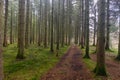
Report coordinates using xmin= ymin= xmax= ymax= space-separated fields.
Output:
xmin=16 ymin=0 xmax=25 ymax=59
xmin=3 ymin=0 xmax=9 ymax=47
xmin=10 ymin=3 xmax=13 ymax=44
xmin=105 ymin=0 xmax=110 ymax=50
xmin=83 ymin=0 xmax=90 ymax=59
xmin=0 ymin=0 xmax=4 ymax=79
xmin=94 ymin=0 xmax=107 ymax=76
xmin=116 ymin=5 xmax=120 ymax=60
xmin=30 ymin=3 xmax=33 ymax=44
xmin=81 ymin=0 xmax=84 ymax=48
xmin=61 ymin=0 xmax=65 ymax=47
xmin=38 ymin=0 xmax=42 ymax=46
xmin=44 ymin=0 xmax=48 ymax=48
xmin=68 ymin=0 xmax=72 ymax=45
xmin=50 ymin=0 xmax=54 ymax=52
xmin=93 ymin=6 xmax=96 ymax=46
xmin=25 ymin=0 xmax=30 ymax=48
xmin=56 ymin=0 xmax=60 ymax=50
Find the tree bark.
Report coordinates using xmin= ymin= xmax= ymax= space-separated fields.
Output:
xmin=83 ymin=0 xmax=90 ymax=59
xmin=25 ymin=0 xmax=30 ymax=48
xmin=3 ymin=0 xmax=9 ymax=47
xmin=0 ymin=0 xmax=4 ymax=79
xmin=50 ymin=0 xmax=54 ymax=52
xmin=116 ymin=5 xmax=120 ymax=60
xmin=105 ymin=0 xmax=110 ymax=50
xmin=16 ymin=0 xmax=25 ymax=59
xmin=94 ymin=0 xmax=107 ymax=76
xmin=10 ymin=3 xmax=13 ymax=44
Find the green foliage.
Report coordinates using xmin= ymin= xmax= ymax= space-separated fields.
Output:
xmin=3 ymin=44 xmax=68 ymax=80
xmin=110 ymin=25 xmax=118 ymax=33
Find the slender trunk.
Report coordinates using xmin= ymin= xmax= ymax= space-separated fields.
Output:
xmin=105 ymin=0 xmax=110 ymax=50
xmin=10 ymin=4 xmax=13 ymax=44
xmin=56 ymin=0 xmax=60 ymax=50
xmin=93 ymin=6 xmax=96 ymax=46
xmin=3 ymin=0 xmax=9 ymax=47
xmin=25 ymin=0 xmax=30 ymax=48
xmin=38 ymin=0 xmax=42 ymax=46
xmin=0 ymin=0 xmax=4 ymax=79
xmin=81 ymin=0 xmax=84 ymax=48
xmin=50 ymin=0 xmax=54 ymax=52
xmin=84 ymin=0 xmax=90 ymax=59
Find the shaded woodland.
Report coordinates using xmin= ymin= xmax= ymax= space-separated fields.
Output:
xmin=0 ymin=0 xmax=120 ymax=80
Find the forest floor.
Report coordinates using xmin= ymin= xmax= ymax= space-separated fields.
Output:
xmin=40 ymin=45 xmax=94 ymax=80
xmin=4 ymin=44 xmax=68 ymax=80
xmin=91 ymin=53 xmax=120 ymax=80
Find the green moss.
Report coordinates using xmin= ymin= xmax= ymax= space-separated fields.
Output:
xmin=83 ymin=59 xmax=96 ymax=71
xmin=94 ymin=64 xmax=107 ymax=76
xmin=3 ymin=44 xmax=68 ymax=80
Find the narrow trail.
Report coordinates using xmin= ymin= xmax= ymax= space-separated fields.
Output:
xmin=40 ymin=45 xmax=93 ymax=80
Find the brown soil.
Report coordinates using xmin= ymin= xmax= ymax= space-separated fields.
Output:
xmin=40 ymin=45 xmax=94 ymax=80
xmin=91 ymin=53 xmax=120 ymax=80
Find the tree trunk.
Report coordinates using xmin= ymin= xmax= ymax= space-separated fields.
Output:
xmin=3 ymin=0 xmax=9 ymax=47
xmin=16 ymin=0 xmax=25 ymax=59
xmin=81 ymin=0 xmax=84 ymax=48
xmin=25 ymin=0 xmax=30 ymax=48
xmin=50 ymin=0 xmax=54 ymax=52
xmin=105 ymin=0 xmax=110 ymax=50
xmin=61 ymin=0 xmax=65 ymax=47
xmin=94 ymin=0 xmax=107 ymax=76
xmin=44 ymin=0 xmax=48 ymax=48
xmin=116 ymin=5 xmax=120 ymax=60
xmin=0 ymin=0 xmax=4 ymax=79
xmin=38 ymin=0 xmax=42 ymax=46
xmin=93 ymin=6 xmax=96 ymax=46
xmin=83 ymin=0 xmax=90 ymax=59
xmin=56 ymin=0 xmax=60 ymax=50
xmin=10 ymin=3 xmax=13 ymax=44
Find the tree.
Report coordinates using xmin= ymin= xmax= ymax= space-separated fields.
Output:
xmin=50 ymin=0 xmax=54 ymax=52
xmin=44 ymin=0 xmax=48 ymax=48
xmin=83 ymin=0 xmax=90 ymax=58
xmin=105 ymin=0 xmax=110 ymax=50
xmin=56 ymin=0 xmax=60 ymax=51
xmin=116 ymin=5 xmax=120 ymax=60
xmin=10 ymin=1 xmax=13 ymax=44
xmin=38 ymin=0 xmax=42 ymax=46
xmin=81 ymin=0 xmax=85 ymax=48
xmin=0 ymin=0 xmax=4 ymax=79
xmin=16 ymin=0 xmax=25 ymax=59
xmin=25 ymin=0 xmax=30 ymax=48
xmin=94 ymin=0 xmax=107 ymax=76
xmin=3 ymin=0 xmax=9 ymax=47
xmin=61 ymin=0 xmax=65 ymax=47
xmin=93 ymin=5 xmax=97 ymax=46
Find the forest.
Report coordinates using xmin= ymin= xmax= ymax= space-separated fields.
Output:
xmin=0 ymin=0 xmax=120 ymax=80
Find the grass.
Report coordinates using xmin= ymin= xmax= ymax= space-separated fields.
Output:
xmin=3 ymin=44 xmax=68 ymax=80
xmin=83 ymin=59 xmax=96 ymax=71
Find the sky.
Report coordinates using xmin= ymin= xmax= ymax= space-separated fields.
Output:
xmin=94 ymin=0 xmax=98 ymax=4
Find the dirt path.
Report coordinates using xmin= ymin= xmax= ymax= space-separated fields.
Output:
xmin=40 ymin=45 xmax=93 ymax=80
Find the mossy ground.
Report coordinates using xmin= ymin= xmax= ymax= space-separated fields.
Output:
xmin=81 ymin=45 xmax=117 ymax=80
xmin=3 ymin=44 xmax=68 ymax=80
